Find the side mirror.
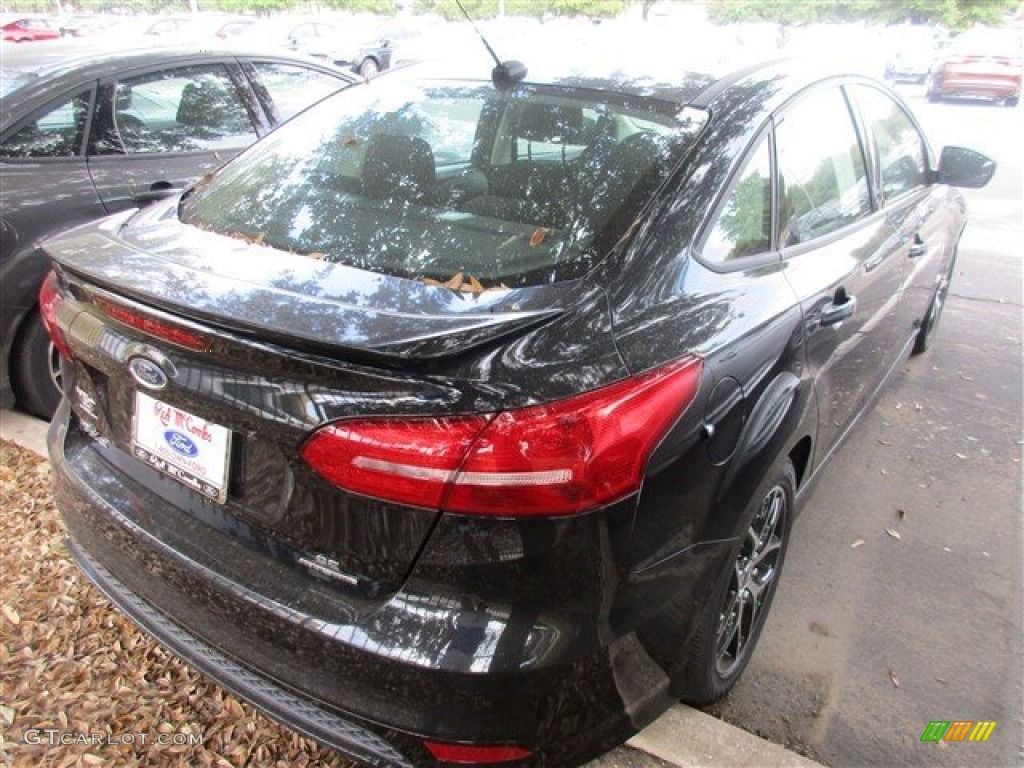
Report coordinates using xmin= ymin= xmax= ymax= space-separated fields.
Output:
xmin=936 ymin=146 xmax=996 ymax=189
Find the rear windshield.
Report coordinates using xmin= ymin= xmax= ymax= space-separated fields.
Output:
xmin=179 ymin=78 xmax=704 ymax=287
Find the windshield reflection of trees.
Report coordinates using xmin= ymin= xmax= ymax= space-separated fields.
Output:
xmin=604 ymin=78 xmax=781 ymax=355
xmin=178 ymin=81 xmax=703 ymax=289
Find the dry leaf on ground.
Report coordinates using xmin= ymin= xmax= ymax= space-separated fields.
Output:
xmin=0 ymin=439 xmax=353 ymax=768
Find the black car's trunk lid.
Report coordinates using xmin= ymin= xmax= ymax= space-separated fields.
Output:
xmin=45 ymin=201 xmax=564 ymax=361
xmin=42 ymin=204 xmax=599 ymax=603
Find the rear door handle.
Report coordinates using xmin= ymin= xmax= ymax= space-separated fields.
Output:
xmin=908 ymin=233 xmax=928 ymax=259
xmin=133 ymin=182 xmax=183 ymax=204
xmin=820 ymin=288 xmax=857 ymax=326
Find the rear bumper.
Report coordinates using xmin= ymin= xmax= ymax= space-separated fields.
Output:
xmin=67 ymin=538 xmax=416 ymax=768
xmin=934 ymin=70 xmax=1022 ymax=99
xmin=50 ymin=406 xmax=683 ymax=765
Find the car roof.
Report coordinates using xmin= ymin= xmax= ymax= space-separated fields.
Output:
xmin=393 ymin=52 xmax=719 ymax=112
xmin=396 ymin=55 xmax=852 ymax=119
xmin=1 ymin=41 xmax=342 ymax=78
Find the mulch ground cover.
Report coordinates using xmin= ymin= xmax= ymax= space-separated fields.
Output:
xmin=0 ymin=439 xmax=349 ymax=767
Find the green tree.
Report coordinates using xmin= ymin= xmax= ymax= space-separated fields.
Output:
xmin=319 ymin=0 xmax=397 ymax=12
xmin=416 ymin=0 xmax=623 ymax=20
xmin=201 ymin=0 xmax=296 ymax=12
xmin=704 ymin=0 xmax=1017 ymax=29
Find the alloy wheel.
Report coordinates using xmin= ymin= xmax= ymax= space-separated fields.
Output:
xmin=47 ymin=340 xmax=63 ymax=395
xmin=714 ymin=484 xmax=787 ymax=678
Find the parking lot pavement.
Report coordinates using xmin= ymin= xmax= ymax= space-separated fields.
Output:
xmin=2 ymin=407 xmax=821 ymax=767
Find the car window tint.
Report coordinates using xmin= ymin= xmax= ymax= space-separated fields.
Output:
xmin=413 ymin=96 xmax=485 ymax=165
xmin=0 ymin=89 xmax=91 ymax=158
xmin=109 ymin=65 xmax=256 ymax=155
xmin=250 ymin=62 xmax=343 ymax=123
xmin=702 ymin=136 xmax=772 ymax=262
xmin=854 ymin=86 xmax=926 ymax=201
xmin=776 ymin=88 xmax=871 ymax=247
xmin=179 ymin=80 xmax=705 ymax=287
xmin=512 ymin=106 xmax=602 ymax=164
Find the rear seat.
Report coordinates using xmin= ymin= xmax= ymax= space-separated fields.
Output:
xmin=361 ymin=133 xmax=437 ymax=205
xmin=463 ymin=127 xmax=673 ymax=249
xmin=462 ymin=102 xmax=585 ymax=228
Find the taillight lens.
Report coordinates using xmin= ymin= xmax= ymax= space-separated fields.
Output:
xmin=301 ymin=356 xmax=703 ymax=517
xmin=300 ymin=416 xmax=491 ymax=510
xmin=39 ymin=270 xmax=73 ymax=361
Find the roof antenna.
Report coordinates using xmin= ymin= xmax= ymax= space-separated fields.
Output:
xmin=454 ymin=0 xmax=527 ymax=90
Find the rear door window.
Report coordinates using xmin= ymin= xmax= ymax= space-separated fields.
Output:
xmin=248 ymin=62 xmax=345 ymax=122
xmin=0 ymin=88 xmax=93 ymax=158
xmin=107 ymin=65 xmax=257 ymax=154
xmin=702 ymin=135 xmax=773 ymax=263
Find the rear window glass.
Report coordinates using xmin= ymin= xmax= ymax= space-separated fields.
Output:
xmin=179 ymin=79 xmax=704 ymax=287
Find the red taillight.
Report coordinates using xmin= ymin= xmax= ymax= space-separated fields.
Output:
xmin=92 ymin=295 xmax=210 ymax=351
xmin=39 ymin=270 xmax=73 ymax=361
xmin=300 ymin=356 xmax=703 ymax=517
xmin=301 ymin=416 xmax=491 ymax=509
xmin=423 ymin=741 xmax=531 ymax=764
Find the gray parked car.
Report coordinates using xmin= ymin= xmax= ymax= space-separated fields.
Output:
xmin=1 ymin=44 xmax=356 ymax=418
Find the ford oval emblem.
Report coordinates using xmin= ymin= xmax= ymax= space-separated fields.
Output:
xmin=129 ymin=356 xmax=168 ymax=390
xmin=164 ymin=430 xmax=198 ymax=458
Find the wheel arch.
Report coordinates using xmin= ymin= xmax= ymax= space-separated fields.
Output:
xmin=1 ymin=244 xmax=58 ymax=405
xmin=788 ymin=434 xmax=813 ymax=488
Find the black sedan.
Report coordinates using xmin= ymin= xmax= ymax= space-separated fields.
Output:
xmin=42 ymin=58 xmax=993 ymax=766
xmin=1 ymin=44 xmax=356 ymax=420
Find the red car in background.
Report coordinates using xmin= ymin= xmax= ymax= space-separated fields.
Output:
xmin=1 ymin=15 xmax=60 ymax=43
xmin=927 ymin=27 xmax=1023 ymax=106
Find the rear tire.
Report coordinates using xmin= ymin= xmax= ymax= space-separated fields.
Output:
xmin=11 ymin=308 xmax=62 ymax=420
xmin=926 ymin=75 xmax=942 ymax=103
xmin=679 ymin=459 xmax=796 ymax=706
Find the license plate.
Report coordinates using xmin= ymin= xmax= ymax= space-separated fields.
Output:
xmin=132 ymin=392 xmax=232 ymax=503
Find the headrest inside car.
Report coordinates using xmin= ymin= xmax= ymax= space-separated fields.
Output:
xmin=517 ymin=103 xmax=584 ymax=144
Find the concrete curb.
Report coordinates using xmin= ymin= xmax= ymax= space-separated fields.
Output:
xmin=1 ymin=408 xmax=49 ymax=457
xmin=2 ymin=409 xmax=823 ymax=768
xmin=625 ymin=705 xmax=823 ymax=767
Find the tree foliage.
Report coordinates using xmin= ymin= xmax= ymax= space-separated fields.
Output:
xmin=1 ymin=0 xmax=622 ymax=18
xmin=705 ymin=0 xmax=1018 ymax=29
xmin=416 ymin=0 xmax=624 ymax=20
xmin=5 ymin=0 xmax=1014 ymax=27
